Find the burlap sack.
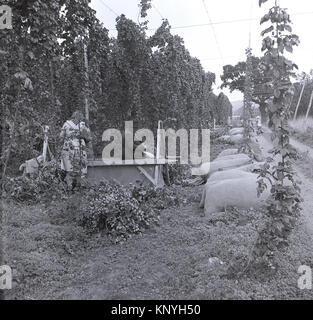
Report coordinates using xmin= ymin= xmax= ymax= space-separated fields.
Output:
xmin=196 ymin=155 xmax=251 ymax=176
xmin=25 ymin=155 xmax=44 ymax=174
xmin=217 ymin=149 xmax=238 ymax=158
xmin=229 ymin=128 xmax=244 ymax=136
xmin=200 ymin=169 xmax=255 ymax=208
xmin=208 ymin=169 xmax=253 ymax=183
xmin=217 ymin=135 xmax=231 ymax=143
xmin=200 ymin=175 xmax=270 ymax=214
xmin=213 ymin=153 xmax=250 ymax=162
xmin=236 ymin=162 xmax=265 ymax=172
xmin=229 ymin=134 xmax=244 ymax=144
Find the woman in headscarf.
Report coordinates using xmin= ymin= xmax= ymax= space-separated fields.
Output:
xmin=60 ymin=111 xmax=91 ymax=190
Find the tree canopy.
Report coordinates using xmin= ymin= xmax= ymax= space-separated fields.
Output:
xmin=221 ymin=56 xmax=272 ymax=122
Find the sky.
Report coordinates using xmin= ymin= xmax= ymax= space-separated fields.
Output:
xmin=90 ymin=0 xmax=313 ymax=103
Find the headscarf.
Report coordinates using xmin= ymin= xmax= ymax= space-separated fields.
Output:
xmin=71 ymin=111 xmax=84 ymax=125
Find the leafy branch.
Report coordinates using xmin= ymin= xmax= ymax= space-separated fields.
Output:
xmin=253 ymin=0 xmax=302 ymax=262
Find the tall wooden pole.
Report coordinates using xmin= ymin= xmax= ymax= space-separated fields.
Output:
xmin=83 ymin=43 xmax=89 ymax=123
xmin=42 ymin=126 xmax=49 ymax=162
xmin=243 ymin=47 xmax=253 ymax=139
xmin=155 ymin=120 xmax=163 ymax=186
xmin=305 ymin=90 xmax=313 ymax=121
xmin=83 ymin=43 xmax=94 ymax=159
xmin=293 ymin=82 xmax=306 ymax=121
xmin=0 ymin=215 xmax=4 ymax=300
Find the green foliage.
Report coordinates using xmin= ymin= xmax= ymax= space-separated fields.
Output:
xmin=167 ymin=164 xmax=192 ymax=186
xmin=238 ymin=49 xmax=261 ymax=159
xmin=214 ymin=93 xmax=233 ymax=125
xmin=131 ymin=184 xmax=180 ymax=209
xmin=79 ymin=182 xmax=156 ymax=241
xmin=78 ymin=182 xmax=179 ymax=241
xmin=221 ymin=55 xmax=272 ymax=123
xmin=1 ymin=0 xmax=230 ymax=174
xmin=3 ymin=160 xmax=66 ymax=203
xmin=254 ymin=0 xmax=302 ymax=260
xmin=241 ymin=48 xmax=255 ymax=151
xmin=259 ymin=0 xmax=269 ymax=6
xmin=139 ymin=0 xmax=152 ymax=18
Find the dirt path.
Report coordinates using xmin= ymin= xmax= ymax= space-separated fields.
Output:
xmin=258 ymin=129 xmax=313 ymax=235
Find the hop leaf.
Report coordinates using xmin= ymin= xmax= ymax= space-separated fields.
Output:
xmin=259 ymin=0 xmax=269 ymax=7
xmin=261 ymin=26 xmax=274 ymax=37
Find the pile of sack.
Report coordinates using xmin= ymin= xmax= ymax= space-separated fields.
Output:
xmin=198 ymin=148 xmax=269 ymax=215
xmin=217 ymin=127 xmax=244 ymax=145
xmin=216 ymin=127 xmax=265 ymax=162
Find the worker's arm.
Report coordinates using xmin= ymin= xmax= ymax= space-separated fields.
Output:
xmin=59 ymin=123 xmax=67 ymax=147
xmin=60 ymin=125 xmax=66 ymax=139
xmin=80 ymin=122 xmax=92 ymax=143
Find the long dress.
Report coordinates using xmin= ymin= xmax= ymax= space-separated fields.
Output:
xmin=60 ymin=120 xmax=90 ymax=177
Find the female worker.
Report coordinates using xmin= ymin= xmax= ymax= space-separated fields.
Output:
xmin=60 ymin=111 xmax=91 ymax=190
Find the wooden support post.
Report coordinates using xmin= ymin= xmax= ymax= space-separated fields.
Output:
xmin=83 ymin=43 xmax=94 ymax=159
xmin=42 ymin=126 xmax=49 ymax=163
xmin=83 ymin=44 xmax=89 ymax=123
xmin=137 ymin=166 xmax=156 ymax=186
xmin=293 ymin=82 xmax=306 ymax=121
xmin=305 ymin=90 xmax=313 ymax=121
xmin=155 ymin=120 xmax=163 ymax=186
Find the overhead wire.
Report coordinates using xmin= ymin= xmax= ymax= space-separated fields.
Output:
xmin=152 ymin=3 xmax=165 ymax=20
xmin=201 ymin=0 xmax=224 ymax=65
xmin=248 ymin=0 xmax=254 ymax=49
xmin=106 ymin=10 xmax=313 ymax=32
xmin=97 ymin=0 xmax=119 ymax=17
xmin=145 ymin=10 xmax=313 ymax=32
xmin=97 ymin=1 xmax=311 ymax=83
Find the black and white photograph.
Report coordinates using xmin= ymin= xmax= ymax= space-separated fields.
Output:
xmin=1 ymin=0 xmax=313 ymax=303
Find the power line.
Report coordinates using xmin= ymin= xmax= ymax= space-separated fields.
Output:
xmin=98 ymin=0 xmax=119 ymax=17
xmin=155 ymin=10 xmax=313 ymax=31
xmin=248 ymin=0 xmax=254 ymax=49
xmin=108 ymin=18 xmax=255 ymax=31
xmin=152 ymin=4 xmax=165 ymax=20
xmin=159 ymin=10 xmax=313 ymax=31
xmin=107 ymin=10 xmax=313 ymax=32
xmin=200 ymin=47 xmax=313 ymax=62
xmin=201 ymin=0 xmax=224 ymax=65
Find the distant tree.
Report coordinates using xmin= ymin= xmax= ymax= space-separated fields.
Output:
xmin=221 ymin=56 xmax=272 ymax=123
xmin=214 ymin=93 xmax=233 ymax=124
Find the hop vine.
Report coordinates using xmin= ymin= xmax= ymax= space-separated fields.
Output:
xmin=240 ymin=47 xmax=255 ymax=155
xmin=254 ymin=0 xmax=302 ymax=257
xmin=253 ymin=0 xmax=303 ymax=260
